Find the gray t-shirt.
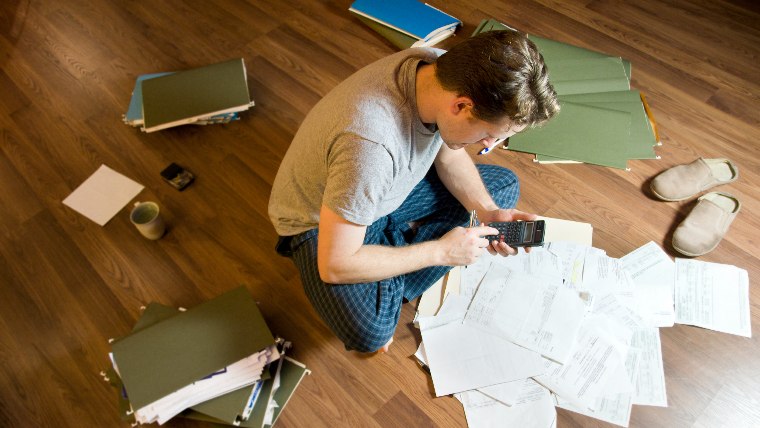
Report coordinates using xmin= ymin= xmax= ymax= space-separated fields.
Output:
xmin=269 ymin=48 xmax=444 ymax=236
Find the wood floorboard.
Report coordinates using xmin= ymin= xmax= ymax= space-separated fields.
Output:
xmin=1 ymin=0 xmax=758 ymax=427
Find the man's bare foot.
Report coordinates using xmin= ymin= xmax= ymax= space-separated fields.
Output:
xmin=377 ymin=337 xmax=393 ymax=354
xmin=355 ymin=337 xmax=394 ymax=358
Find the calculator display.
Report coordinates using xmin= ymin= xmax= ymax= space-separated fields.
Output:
xmin=522 ymin=222 xmax=534 ymax=242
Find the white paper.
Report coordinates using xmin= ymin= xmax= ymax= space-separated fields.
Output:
xmin=582 ymin=253 xmax=637 ymax=309
xmin=478 ymin=379 xmax=524 ymax=406
xmin=119 ymin=345 xmax=280 ymax=424
xmin=465 ymin=266 xmax=586 ymax=363
xmin=557 ymin=340 xmax=641 ymax=427
xmin=263 ymin=356 xmax=285 ymax=426
xmin=534 ymin=315 xmax=633 ymax=411
xmin=674 ymin=258 xmax=751 ymax=337
xmin=475 ymin=374 xmax=548 ymax=409
xmin=515 ymin=378 xmax=553 ymax=405
xmin=556 ymin=392 xmax=633 ymax=427
xmin=459 ymin=383 xmax=555 ymax=428
xmin=592 ymin=293 xmax=644 ymax=330
xmin=461 ymin=254 xmax=493 ymax=298
xmin=631 ymin=328 xmax=668 ymax=407
xmin=492 ymin=247 xmax=564 ymax=282
xmin=546 ymin=241 xmax=594 ymax=289
xmin=62 ymin=164 xmax=144 ymax=226
xmin=414 ymin=342 xmax=428 ymax=367
xmin=621 ymin=241 xmax=675 ymax=327
xmin=418 ymin=307 xmax=545 ymax=396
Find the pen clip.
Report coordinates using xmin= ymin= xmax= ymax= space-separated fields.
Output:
xmin=468 ymin=210 xmax=479 ymax=228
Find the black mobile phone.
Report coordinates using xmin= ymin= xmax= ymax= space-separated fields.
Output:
xmin=160 ymin=163 xmax=194 ymax=191
xmin=485 ymin=220 xmax=546 ymax=247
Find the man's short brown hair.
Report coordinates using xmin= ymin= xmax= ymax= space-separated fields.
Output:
xmin=435 ymin=30 xmax=559 ymax=127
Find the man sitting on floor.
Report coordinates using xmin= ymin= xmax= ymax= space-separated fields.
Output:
xmin=269 ymin=30 xmax=559 ymax=353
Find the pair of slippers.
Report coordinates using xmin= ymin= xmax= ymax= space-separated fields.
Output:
xmin=650 ymin=158 xmax=740 ymax=256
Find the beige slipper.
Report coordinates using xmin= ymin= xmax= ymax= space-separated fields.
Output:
xmin=650 ymin=158 xmax=738 ymax=201
xmin=672 ymin=192 xmax=741 ymax=257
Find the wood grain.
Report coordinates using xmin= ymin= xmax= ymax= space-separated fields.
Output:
xmin=0 ymin=0 xmax=758 ymax=427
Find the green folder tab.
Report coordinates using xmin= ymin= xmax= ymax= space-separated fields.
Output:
xmin=546 ymin=57 xmax=630 ymax=95
xmin=559 ymin=93 xmax=657 ymax=160
xmin=508 ymin=101 xmax=632 ymax=169
xmin=266 ymin=356 xmax=311 ymax=427
xmin=131 ymin=302 xmax=179 ymax=332
xmin=528 ymin=35 xmax=632 ymax=80
xmin=141 ymin=58 xmax=252 ymax=132
xmin=111 ymin=286 xmax=275 ymax=411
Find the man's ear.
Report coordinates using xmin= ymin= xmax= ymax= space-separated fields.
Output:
xmin=450 ymin=96 xmax=474 ymax=116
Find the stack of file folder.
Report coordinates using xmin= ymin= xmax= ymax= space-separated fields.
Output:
xmin=123 ymin=58 xmax=255 ymax=133
xmin=475 ymin=19 xmax=660 ymax=170
xmin=103 ymin=287 xmax=310 ymax=427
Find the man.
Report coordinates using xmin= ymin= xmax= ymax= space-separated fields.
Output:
xmin=269 ymin=30 xmax=559 ymax=353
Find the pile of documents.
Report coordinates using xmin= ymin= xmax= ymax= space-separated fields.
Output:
xmin=473 ymin=19 xmax=660 ymax=170
xmin=415 ymin=239 xmax=750 ymax=427
xmin=103 ymin=287 xmax=310 ymax=427
xmin=122 ymin=58 xmax=255 ymax=133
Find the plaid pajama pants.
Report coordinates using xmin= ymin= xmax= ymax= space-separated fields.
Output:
xmin=286 ymin=164 xmax=520 ymax=352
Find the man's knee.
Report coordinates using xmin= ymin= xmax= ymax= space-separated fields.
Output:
xmin=337 ymin=298 xmax=401 ymax=353
xmin=300 ymin=276 xmax=403 ymax=353
xmin=477 ymin=164 xmax=520 ymax=208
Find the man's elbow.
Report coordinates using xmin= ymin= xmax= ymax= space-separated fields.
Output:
xmin=317 ymin=259 xmax=350 ymax=284
xmin=318 ymin=266 xmax=338 ymax=284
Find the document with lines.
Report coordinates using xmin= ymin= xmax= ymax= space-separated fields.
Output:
xmin=464 ymin=265 xmax=587 ymax=364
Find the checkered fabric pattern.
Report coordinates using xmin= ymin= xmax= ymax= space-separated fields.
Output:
xmin=289 ymin=164 xmax=520 ymax=352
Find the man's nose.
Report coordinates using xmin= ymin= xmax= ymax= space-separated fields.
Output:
xmin=480 ymin=137 xmax=497 ymax=149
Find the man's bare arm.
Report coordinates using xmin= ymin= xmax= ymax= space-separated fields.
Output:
xmin=317 ymin=205 xmax=496 ymax=284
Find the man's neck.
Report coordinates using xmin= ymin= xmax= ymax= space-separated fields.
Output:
xmin=415 ymin=63 xmax=444 ymax=125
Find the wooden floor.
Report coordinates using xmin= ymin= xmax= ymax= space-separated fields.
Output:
xmin=1 ymin=0 xmax=758 ymax=427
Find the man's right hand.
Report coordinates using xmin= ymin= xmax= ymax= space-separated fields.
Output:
xmin=437 ymin=225 xmax=499 ymax=266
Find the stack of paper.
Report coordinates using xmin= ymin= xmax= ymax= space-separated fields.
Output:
xmin=473 ymin=19 xmax=660 ymax=170
xmin=349 ymin=0 xmax=461 ymax=49
xmin=104 ymin=287 xmax=310 ymax=427
xmin=122 ymin=58 xmax=255 ymax=133
xmin=416 ymin=235 xmax=750 ymax=427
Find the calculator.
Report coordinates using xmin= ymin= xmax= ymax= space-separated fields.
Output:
xmin=485 ymin=220 xmax=546 ymax=247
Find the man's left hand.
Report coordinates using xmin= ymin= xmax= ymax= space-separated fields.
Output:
xmin=477 ymin=208 xmax=538 ymax=257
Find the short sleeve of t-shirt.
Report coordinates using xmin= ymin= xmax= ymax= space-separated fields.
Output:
xmin=323 ymin=134 xmax=394 ymax=226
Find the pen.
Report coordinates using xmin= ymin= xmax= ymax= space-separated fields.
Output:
xmin=477 ymin=138 xmax=507 ymax=155
xmin=466 ymin=210 xmax=480 ymax=269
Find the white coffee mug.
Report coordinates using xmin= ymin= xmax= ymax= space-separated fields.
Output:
xmin=130 ymin=201 xmax=166 ymax=240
